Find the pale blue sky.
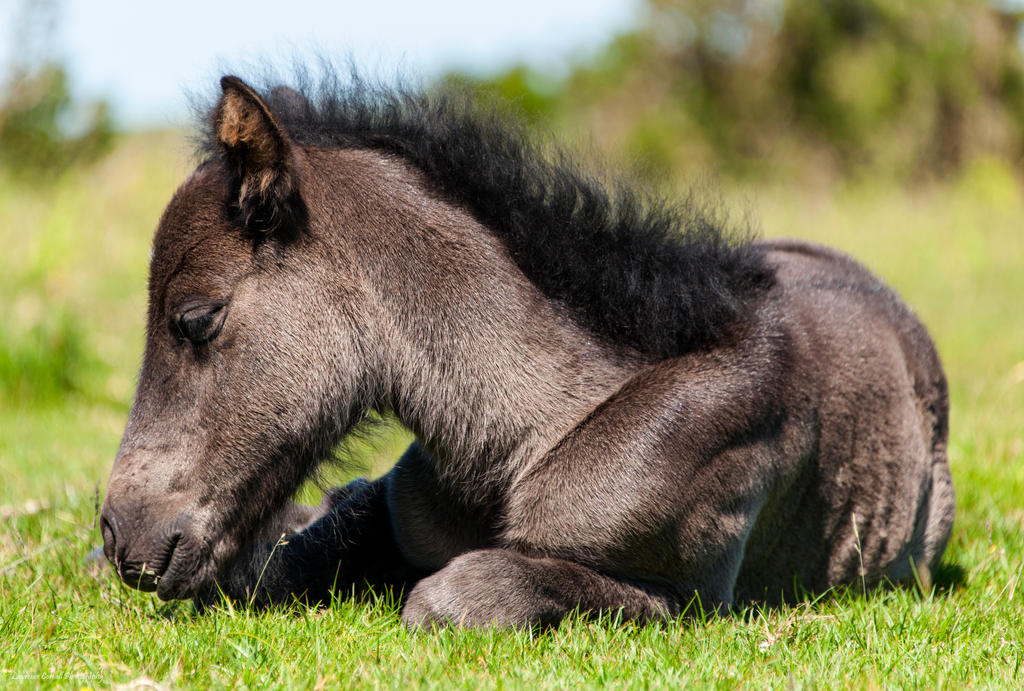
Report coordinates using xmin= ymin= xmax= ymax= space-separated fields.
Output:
xmin=1 ymin=0 xmax=640 ymax=126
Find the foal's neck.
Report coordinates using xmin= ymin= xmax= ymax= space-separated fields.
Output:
xmin=335 ymin=151 xmax=641 ymax=493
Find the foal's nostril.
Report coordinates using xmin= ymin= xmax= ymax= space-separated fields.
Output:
xmin=100 ymin=512 xmax=120 ymax=565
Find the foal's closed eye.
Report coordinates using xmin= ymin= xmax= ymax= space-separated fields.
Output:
xmin=171 ymin=302 xmax=228 ymax=345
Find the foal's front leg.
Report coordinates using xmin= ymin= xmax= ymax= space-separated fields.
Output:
xmin=196 ymin=476 xmax=420 ymax=608
xmin=401 ymin=548 xmax=677 ymax=628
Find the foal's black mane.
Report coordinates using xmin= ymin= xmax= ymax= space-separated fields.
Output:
xmin=201 ymin=74 xmax=774 ymax=358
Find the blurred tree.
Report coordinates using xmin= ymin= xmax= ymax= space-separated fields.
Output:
xmin=0 ymin=0 xmax=114 ymax=179
xmin=451 ymin=0 xmax=1024 ymax=182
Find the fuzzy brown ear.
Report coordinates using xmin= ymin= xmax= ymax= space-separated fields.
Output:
xmin=215 ymin=75 xmax=304 ymax=232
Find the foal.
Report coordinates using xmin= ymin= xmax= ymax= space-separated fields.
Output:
xmin=100 ymin=75 xmax=954 ymax=627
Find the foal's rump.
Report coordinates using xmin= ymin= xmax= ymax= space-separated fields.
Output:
xmin=740 ymin=238 xmax=953 ymax=599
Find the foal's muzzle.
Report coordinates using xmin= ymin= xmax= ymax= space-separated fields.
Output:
xmin=99 ymin=500 xmax=200 ymax=598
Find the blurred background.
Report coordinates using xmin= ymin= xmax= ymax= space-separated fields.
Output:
xmin=0 ymin=0 xmax=1021 ymax=530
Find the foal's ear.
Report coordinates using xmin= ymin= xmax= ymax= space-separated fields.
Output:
xmin=215 ymin=75 xmax=304 ymax=232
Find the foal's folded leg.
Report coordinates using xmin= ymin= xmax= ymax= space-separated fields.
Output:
xmin=401 ymin=548 xmax=679 ymax=628
xmin=194 ymin=477 xmax=419 ymax=609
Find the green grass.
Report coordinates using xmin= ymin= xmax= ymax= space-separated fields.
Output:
xmin=1 ymin=137 xmax=1021 ymax=688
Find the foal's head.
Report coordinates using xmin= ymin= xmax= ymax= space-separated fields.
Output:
xmin=100 ymin=78 xmax=386 ymax=599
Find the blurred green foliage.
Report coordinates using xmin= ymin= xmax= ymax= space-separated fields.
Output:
xmin=0 ymin=301 xmax=92 ymax=406
xmin=453 ymin=0 xmax=1024 ymax=182
xmin=0 ymin=0 xmax=114 ymax=179
xmin=0 ymin=62 xmax=114 ymax=179
xmin=0 ymin=0 xmax=115 ymax=406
